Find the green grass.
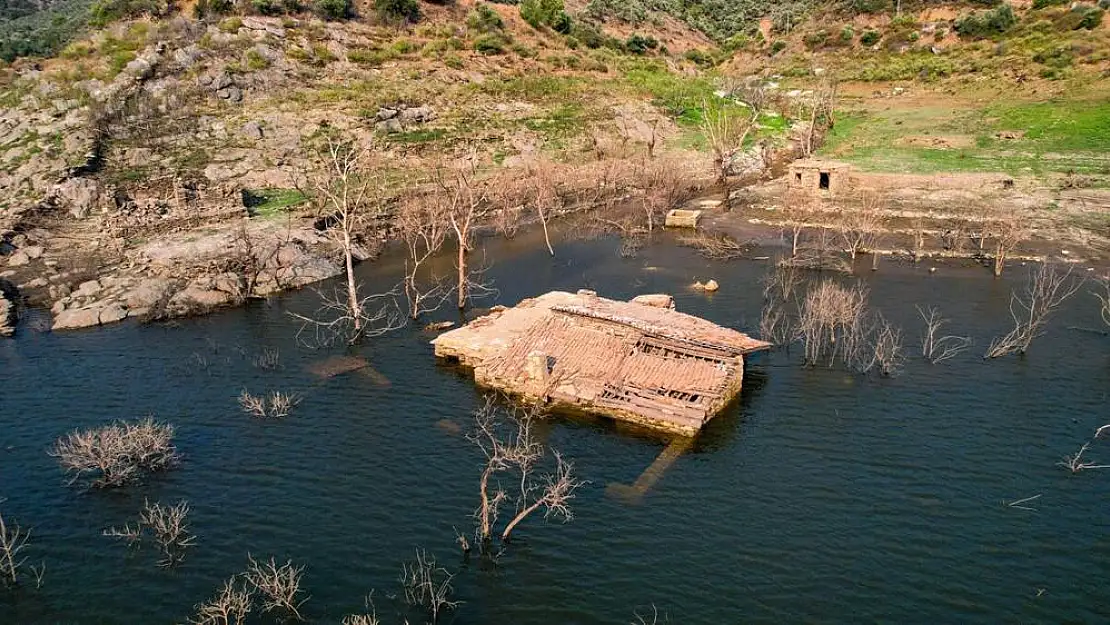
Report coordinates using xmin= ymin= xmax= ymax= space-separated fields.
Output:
xmin=387 ymin=128 xmax=448 ymax=144
xmin=244 ymin=188 xmax=307 ymax=217
xmin=817 ymin=97 xmax=1110 ymax=177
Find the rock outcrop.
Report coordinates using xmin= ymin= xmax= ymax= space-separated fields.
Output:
xmin=0 ymin=280 xmax=15 ymax=337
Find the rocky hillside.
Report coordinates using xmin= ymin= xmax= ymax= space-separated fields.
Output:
xmin=0 ymin=0 xmax=1106 ymax=334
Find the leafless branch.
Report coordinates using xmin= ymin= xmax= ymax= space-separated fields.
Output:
xmin=291 ymin=285 xmax=405 ymax=348
xmin=105 ymin=499 xmax=195 ymax=567
xmin=917 ymin=305 xmax=971 ymax=364
xmin=677 ymin=232 xmax=747 ymax=260
xmin=0 ymin=505 xmax=31 ymax=587
xmin=1093 ymin=273 xmax=1110 ymax=328
xmin=399 ymin=549 xmax=458 ymax=623
xmin=986 ymin=264 xmax=1082 ymax=358
xmin=1003 ymin=494 xmax=1041 ymax=511
xmin=1059 ymin=442 xmax=1110 ymax=474
xmin=190 ymin=575 xmax=254 ymax=625
xmin=244 ymin=555 xmax=308 ymax=621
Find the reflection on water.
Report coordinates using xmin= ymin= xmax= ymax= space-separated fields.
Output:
xmin=2 ymin=228 xmax=1110 ymax=624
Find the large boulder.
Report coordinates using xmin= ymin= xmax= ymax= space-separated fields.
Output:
xmin=0 ymin=280 xmax=15 ymax=337
xmin=53 ymin=177 xmax=102 ymax=218
xmin=631 ymin=294 xmax=675 ymax=309
xmin=53 ymin=306 xmax=103 ymax=331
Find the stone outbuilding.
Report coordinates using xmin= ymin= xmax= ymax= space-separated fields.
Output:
xmin=787 ymin=159 xmax=854 ymax=195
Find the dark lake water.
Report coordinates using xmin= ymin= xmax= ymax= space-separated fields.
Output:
xmin=2 ymin=229 xmax=1110 ymax=624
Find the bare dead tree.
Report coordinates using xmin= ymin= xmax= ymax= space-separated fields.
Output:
xmin=293 ymin=133 xmax=394 ymax=344
xmin=758 ymin=261 xmax=802 ymax=347
xmin=917 ymin=305 xmax=971 ymax=364
xmin=636 ymin=158 xmax=695 ymax=233
xmin=780 ymin=188 xmax=820 ymax=259
xmin=528 ymin=160 xmax=560 ymax=256
xmin=984 ymin=212 xmax=1029 ymax=277
xmin=796 ymin=280 xmax=869 ymax=368
xmin=500 ymin=451 xmax=581 ymax=541
xmin=801 ymin=78 xmax=838 ymax=158
xmin=106 ymin=499 xmax=195 ymax=567
xmin=700 ymin=99 xmax=759 ymax=183
xmin=632 ymin=604 xmax=669 ymax=625
xmin=0 ymin=505 xmax=31 ymax=587
xmin=467 ymin=396 xmax=584 ymax=548
xmin=433 ymin=159 xmax=486 ymax=311
xmin=986 ymin=264 xmax=1082 ymax=358
xmin=244 ymin=555 xmax=308 ymax=621
xmin=1093 ymin=273 xmax=1110 ymax=329
xmin=190 ymin=575 xmax=254 ymax=625
xmin=837 ymin=193 xmax=886 ymax=261
xmin=52 ymin=418 xmax=179 ymax=489
xmin=1059 ymin=442 xmax=1110 ymax=473
xmin=292 ymin=285 xmax=405 ymax=349
xmin=399 ymin=550 xmax=458 ymax=623
xmin=396 ymin=195 xmax=451 ymax=319
xmin=858 ymin=313 xmax=904 ymax=377
xmin=677 ymin=232 xmax=747 ymax=260
xmin=781 ymin=227 xmax=851 ymax=273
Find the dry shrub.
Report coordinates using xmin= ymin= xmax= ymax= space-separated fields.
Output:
xmin=678 ymin=232 xmax=747 ymax=260
xmin=190 ymin=575 xmax=254 ymax=625
xmin=244 ymin=555 xmax=308 ymax=621
xmin=238 ymin=390 xmax=301 ymax=418
xmin=0 ymin=505 xmax=34 ymax=588
xmin=105 ymin=499 xmax=195 ymax=567
xmin=52 ymin=418 xmax=179 ymax=489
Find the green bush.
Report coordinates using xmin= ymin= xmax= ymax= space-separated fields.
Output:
xmin=89 ymin=0 xmax=168 ymax=27
xmin=1032 ymin=0 xmax=1067 ymax=8
xmin=954 ymin=3 xmax=1017 ymax=39
xmin=860 ymin=29 xmax=881 ymax=46
xmin=252 ymin=0 xmax=281 ymax=14
xmin=474 ymin=33 xmax=508 ymax=54
xmin=850 ymin=0 xmax=891 ymax=13
xmin=625 ymin=33 xmax=659 ymax=54
xmin=804 ymin=29 xmax=829 ymax=49
xmin=520 ymin=0 xmax=572 ymax=33
xmin=375 ymin=0 xmax=419 ymax=22
xmin=1070 ymin=4 xmax=1104 ymax=29
xmin=0 ymin=0 xmax=92 ymax=62
xmin=769 ymin=40 xmax=787 ymax=55
xmin=315 ymin=0 xmax=352 ymax=20
xmin=570 ymin=20 xmax=621 ymax=49
xmin=840 ymin=26 xmax=854 ymax=42
xmin=467 ymin=3 xmax=504 ymax=32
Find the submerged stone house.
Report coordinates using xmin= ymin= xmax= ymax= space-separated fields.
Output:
xmin=432 ymin=290 xmax=770 ymax=435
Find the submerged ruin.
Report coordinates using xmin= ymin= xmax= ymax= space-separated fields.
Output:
xmin=432 ymin=290 xmax=770 ymax=435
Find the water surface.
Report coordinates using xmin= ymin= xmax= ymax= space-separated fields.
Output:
xmin=2 ymin=232 xmax=1109 ymax=624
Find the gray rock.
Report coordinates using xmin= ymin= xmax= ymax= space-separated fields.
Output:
xmin=26 ymin=277 xmax=48 ymax=288
xmin=123 ymin=278 xmax=174 ymax=309
xmin=241 ymin=120 xmax=264 ymax=140
xmin=7 ymin=251 xmax=30 ymax=266
xmin=400 ymin=105 xmax=436 ymax=124
xmin=51 ymin=299 xmax=66 ymax=315
xmin=170 ymin=286 xmax=232 ymax=311
xmin=53 ymin=306 xmax=101 ymax=331
xmin=376 ymin=107 xmax=399 ymax=121
xmin=212 ymin=73 xmax=234 ymax=91
xmin=97 ymin=303 xmax=128 ymax=325
xmin=375 ymin=118 xmax=403 ymax=134
xmin=22 ymin=245 xmax=43 ymax=260
xmin=53 ymin=177 xmax=101 ymax=219
xmin=226 ymin=86 xmax=243 ymax=103
xmin=213 ymin=272 xmax=245 ymax=296
xmin=125 ymin=57 xmax=154 ymax=80
xmin=0 ymin=287 xmax=13 ymax=337
xmin=74 ymin=279 xmax=102 ymax=298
